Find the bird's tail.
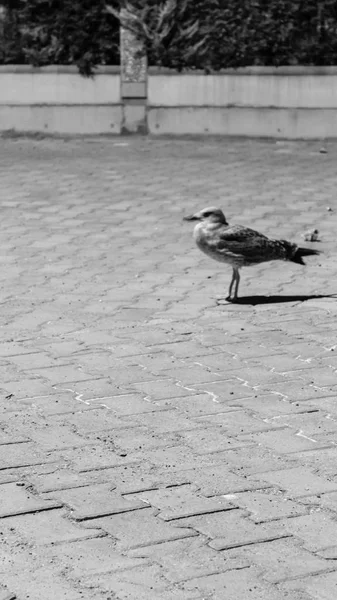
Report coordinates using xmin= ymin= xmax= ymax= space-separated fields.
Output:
xmin=289 ymin=246 xmax=321 ymax=266
xmin=276 ymin=240 xmax=321 ymax=265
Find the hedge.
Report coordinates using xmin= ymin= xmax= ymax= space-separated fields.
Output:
xmin=0 ymin=0 xmax=120 ymax=75
xmin=1 ymin=0 xmax=337 ymax=75
xmin=117 ymin=0 xmax=337 ymax=71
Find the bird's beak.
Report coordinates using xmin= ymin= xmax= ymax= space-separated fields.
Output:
xmin=183 ymin=214 xmax=199 ymax=221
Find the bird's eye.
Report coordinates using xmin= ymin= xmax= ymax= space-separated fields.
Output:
xmin=203 ymin=212 xmax=211 ymax=218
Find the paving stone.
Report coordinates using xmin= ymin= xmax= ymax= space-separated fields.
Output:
xmin=274 ymin=411 xmax=337 ymax=438
xmin=83 ymin=462 xmax=191 ymax=495
xmin=183 ymin=465 xmax=269 ymax=497
xmin=52 ymin=378 xmax=130 ymax=400
xmin=148 ymin=341 xmax=222 ymax=359
xmin=28 ymin=425 xmax=91 ymax=451
xmin=80 ymin=564 xmax=201 ymax=600
xmin=249 ymin=354 xmax=315 ymax=373
xmin=49 ymin=445 xmax=137 ymax=472
xmin=281 ymin=571 xmax=337 ymax=600
xmin=301 ymin=491 xmax=337 ymax=514
xmin=41 ymin=537 xmax=147 ymax=577
xmin=13 ymin=393 xmax=97 ymax=415
xmin=8 ymin=352 xmax=75 ymax=370
xmin=28 ymin=365 xmax=96 ymax=385
xmin=220 ymin=445 xmax=297 ymax=476
xmin=228 ymin=489 xmax=308 ymax=522
xmin=129 ymin=485 xmax=234 ymax=520
xmin=0 ymin=482 xmax=62 ymax=517
xmin=181 ymin=428 xmax=252 ymax=454
xmin=0 ymin=509 xmax=102 ymax=545
xmin=218 ymin=342 xmax=282 ymax=359
xmin=130 ymin=379 xmax=199 ymax=400
xmin=94 ymin=426 xmax=180 ymax=453
xmin=291 ymin=446 xmax=337 ymax=478
xmin=229 ymin=393 xmax=315 ymax=418
xmin=123 ymin=409 xmax=201 ymax=433
xmin=257 ymin=380 xmax=336 ymax=401
xmin=84 ymin=393 xmax=166 ymax=415
xmin=0 ymin=343 xmax=37 ymax=357
xmin=84 ymin=508 xmax=197 ymax=549
xmin=2 ymin=565 xmax=101 ymax=600
xmin=0 ymin=443 xmax=58 ymax=470
xmin=217 ymin=366 xmax=288 ymax=387
xmin=156 ymin=394 xmax=242 ymax=416
xmin=224 ymin=537 xmax=330 ymax=583
xmin=191 ymin=352 xmax=248 ymax=371
xmin=259 ymin=467 xmax=337 ymax=497
xmin=1 ymin=379 xmax=55 ymax=398
xmin=118 ymin=443 xmax=236 ymax=471
xmin=51 ymin=407 xmax=139 ymax=433
xmin=43 ymin=482 xmax=147 ymax=520
xmin=27 ymin=468 xmax=109 ymax=493
xmin=129 ymin=536 xmax=248 ymax=581
xmin=239 ymin=429 xmax=330 ymax=454
xmin=188 ymin=379 xmax=256 ymax=402
xmin=150 ymin=364 xmax=226 ymax=385
xmin=305 ymin=395 xmax=337 ymax=415
xmin=182 ymin=567 xmax=295 ymax=600
xmin=293 ymin=367 xmax=337 ymax=387
xmin=195 ymin=410 xmax=282 ymax=434
xmin=174 ymin=509 xmax=288 ymax=550
xmin=279 ymin=512 xmax=337 ymax=552
xmin=0 ymin=432 xmax=29 ymax=445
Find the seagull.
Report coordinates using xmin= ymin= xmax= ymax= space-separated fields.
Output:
xmin=183 ymin=206 xmax=321 ymax=302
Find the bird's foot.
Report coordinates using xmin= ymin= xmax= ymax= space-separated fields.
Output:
xmin=225 ymin=295 xmax=238 ymax=303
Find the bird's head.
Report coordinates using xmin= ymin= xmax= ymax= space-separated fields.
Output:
xmin=183 ymin=207 xmax=228 ymax=225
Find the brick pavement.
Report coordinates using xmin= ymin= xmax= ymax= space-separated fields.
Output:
xmin=0 ymin=136 xmax=337 ymax=599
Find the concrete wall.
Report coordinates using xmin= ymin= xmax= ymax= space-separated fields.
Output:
xmin=148 ymin=67 xmax=337 ymax=138
xmin=2 ymin=65 xmax=337 ymax=138
xmin=0 ymin=66 xmax=122 ymax=134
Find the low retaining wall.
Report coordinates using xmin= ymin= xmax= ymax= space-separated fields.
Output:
xmin=148 ymin=67 xmax=337 ymax=139
xmin=0 ymin=65 xmax=122 ymax=135
xmin=2 ymin=65 xmax=337 ymax=138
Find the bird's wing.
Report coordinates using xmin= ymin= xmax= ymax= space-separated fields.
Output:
xmin=210 ymin=225 xmax=275 ymax=261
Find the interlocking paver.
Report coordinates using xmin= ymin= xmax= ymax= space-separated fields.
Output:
xmin=229 ymin=489 xmax=308 ymax=522
xmin=1 ymin=136 xmax=337 ymax=598
xmin=258 ymin=467 xmax=337 ymax=497
xmin=0 ymin=482 xmax=62 ymax=517
xmin=281 ymin=571 xmax=337 ymax=600
xmin=84 ymin=508 xmax=197 ymax=549
xmin=174 ymin=509 xmax=289 ymax=550
xmin=182 ymin=567 xmax=300 ymax=600
xmin=224 ymin=537 xmax=329 ymax=583
xmin=43 ymin=482 xmax=147 ymax=520
xmin=277 ymin=512 xmax=337 ymax=552
xmin=128 ymin=484 xmax=234 ymax=520
xmin=130 ymin=535 xmax=245 ymax=573
xmin=0 ymin=509 xmax=102 ymax=545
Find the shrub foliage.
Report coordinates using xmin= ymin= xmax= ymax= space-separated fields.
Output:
xmin=0 ymin=0 xmax=120 ymax=75
xmin=1 ymin=0 xmax=337 ymax=74
xmin=114 ymin=0 xmax=337 ymax=71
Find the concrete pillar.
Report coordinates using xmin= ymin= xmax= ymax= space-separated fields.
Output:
xmin=120 ymin=10 xmax=147 ymax=134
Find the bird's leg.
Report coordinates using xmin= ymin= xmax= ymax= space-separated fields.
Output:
xmin=226 ymin=268 xmax=236 ymax=301
xmin=232 ymin=268 xmax=240 ymax=301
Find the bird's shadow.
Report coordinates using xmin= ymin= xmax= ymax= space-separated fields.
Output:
xmin=217 ymin=293 xmax=337 ymax=306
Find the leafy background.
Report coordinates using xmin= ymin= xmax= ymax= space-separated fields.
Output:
xmin=1 ymin=0 xmax=337 ymax=75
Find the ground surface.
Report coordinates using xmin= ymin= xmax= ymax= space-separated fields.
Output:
xmin=0 ymin=136 xmax=337 ymax=600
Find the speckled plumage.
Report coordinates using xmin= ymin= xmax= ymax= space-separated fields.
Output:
xmin=184 ymin=207 xmax=320 ymax=301
xmin=193 ymin=222 xmax=297 ymax=267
